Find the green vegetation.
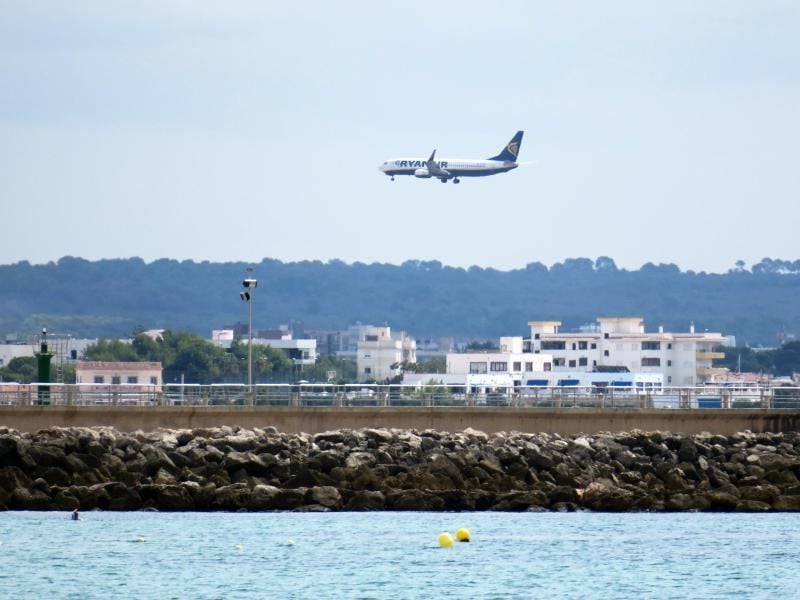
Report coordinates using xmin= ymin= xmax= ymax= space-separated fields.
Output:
xmin=1 ymin=256 xmax=799 ymax=345
xmin=0 ymin=357 xmax=38 ymax=383
xmin=0 ymin=357 xmax=75 ymax=384
xmin=718 ymin=341 xmax=800 ymax=377
xmin=293 ymin=355 xmax=357 ymax=383
xmin=83 ymin=331 xmax=299 ymax=384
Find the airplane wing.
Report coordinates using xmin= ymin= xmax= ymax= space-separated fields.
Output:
xmin=426 ymin=149 xmax=449 ymax=178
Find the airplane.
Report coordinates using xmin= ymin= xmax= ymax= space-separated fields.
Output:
xmin=378 ymin=131 xmax=524 ymax=184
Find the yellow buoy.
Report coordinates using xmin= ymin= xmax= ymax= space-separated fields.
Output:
xmin=456 ymin=528 xmax=471 ymax=542
xmin=438 ymin=532 xmax=454 ymax=548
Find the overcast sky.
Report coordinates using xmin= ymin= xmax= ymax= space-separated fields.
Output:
xmin=1 ymin=1 xmax=798 ymax=272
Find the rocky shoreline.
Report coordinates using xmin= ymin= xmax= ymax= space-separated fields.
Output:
xmin=2 ymin=425 xmax=800 ymax=512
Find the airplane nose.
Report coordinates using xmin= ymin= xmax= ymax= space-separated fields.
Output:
xmin=378 ymin=163 xmax=387 ymax=172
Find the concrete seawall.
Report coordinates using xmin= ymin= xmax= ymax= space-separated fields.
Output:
xmin=2 ymin=406 xmax=800 ymax=434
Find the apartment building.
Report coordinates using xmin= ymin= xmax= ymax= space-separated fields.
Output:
xmin=357 ymin=326 xmax=416 ymax=382
xmin=527 ymin=317 xmax=727 ymax=385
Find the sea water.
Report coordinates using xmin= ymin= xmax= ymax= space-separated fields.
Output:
xmin=0 ymin=511 xmax=798 ymax=599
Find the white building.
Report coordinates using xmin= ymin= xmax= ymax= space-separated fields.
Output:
xmin=446 ymin=337 xmax=554 ymax=385
xmin=357 ymin=326 xmax=416 ymax=382
xmin=527 ymin=317 xmax=727 ymax=385
xmin=254 ymin=338 xmax=317 ymax=367
xmin=214 ymin=328 xmax=318 ymax=366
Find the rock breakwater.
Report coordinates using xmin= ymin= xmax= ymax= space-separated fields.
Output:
xmin=2 ymin=425 xmax=800 ymax=512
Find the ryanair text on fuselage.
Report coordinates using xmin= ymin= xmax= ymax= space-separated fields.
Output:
xmin=378 ymin=131 xmax=524 ymax=184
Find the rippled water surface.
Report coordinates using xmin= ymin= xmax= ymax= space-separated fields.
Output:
xmin=1 ymin=511 xmax=798 ymax=599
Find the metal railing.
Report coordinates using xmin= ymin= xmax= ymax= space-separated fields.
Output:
xmin=1 ymin=383 xmax=799 ymax=409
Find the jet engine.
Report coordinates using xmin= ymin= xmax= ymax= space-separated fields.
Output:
xmin=414 ymin=168 xmax=431 ymax=178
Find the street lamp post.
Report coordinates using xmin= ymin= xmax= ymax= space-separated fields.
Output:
xmin=240 ymin=268 xmax=258 ymax=403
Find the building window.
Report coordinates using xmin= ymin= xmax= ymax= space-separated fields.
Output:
xmin=642 ymin=358 xmax=661 ymax=367
xmin=544 ymin=362 xmax=552 ymax=371
xmin=534 ymin=333 xmax=540 ymax=340
xmin=513 ymin=361 xmax=521 ymax=371
xmin=667 ymin=343 xmax=672 ymax=350
xmin=541 ymin=341 xmax=565 ymax=350
xmin=94 ymin=376 xmax=104 ymax=384
xmin=642 ymin=341 xmax=661 ymax=351
xmin=571 ymin=343 xmax=576 ymax=351
xmin=667 ymin=360 xmax=672 ymax=367
xmin=525 ymin=362 xmax=533 ymax=371
xmin=470 ymin=362 xmax=487 ymax=374
xmin=553 ymin=358 xmax=566 ymax=367
xmin=364 ymin=367 xmax=372 ymax=374
xmin=591 ymin=343 xmax=597 ymax=349
xmin=111 ymin=376 xmax=121 ymax=384
xmin=490 ymin=362 xmax=508 ymax=372
xmin=127 ymin=376 xmax=138 ymax=384
xmin=568 ymin=360 xmax=576 ymax=368
xmin=150 ymin=376 xmax=158 ymax=385
xmin=604 ymin=350 xmax=609 ymax=357
xmin=579 ymin=357 xmax=588 ymax=367
xmin=578 ymin=341 xmax=588 ymax=350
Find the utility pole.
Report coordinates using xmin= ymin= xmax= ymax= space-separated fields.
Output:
xmin=240 ymin=268 xmax=258 ymax=404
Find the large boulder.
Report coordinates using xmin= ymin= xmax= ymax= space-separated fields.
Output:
xmin=345 ymin=490 xmax=385 ymax=510
xmin=581 ymin=479 xmax=638 ymax=511
xmin=307 ymin=486 xmax=342 ymax=509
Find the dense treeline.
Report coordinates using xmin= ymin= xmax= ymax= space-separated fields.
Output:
xmin=1 ymin=256 xmax=799 ymax=345
xmin=718 ymin=342 xmax=800 ymax=377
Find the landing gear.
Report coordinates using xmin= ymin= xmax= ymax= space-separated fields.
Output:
xmin=453 ymin=178 xmax=460 ymax=184
xmin=440 ymin=178 xmax=447 ymax=183
xmin=390 ymin=176 xmax=395 ymax=181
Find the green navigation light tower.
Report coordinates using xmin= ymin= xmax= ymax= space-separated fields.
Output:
xmin=36 ymin=327 xmax=54 ymax=405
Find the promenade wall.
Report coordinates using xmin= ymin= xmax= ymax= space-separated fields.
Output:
xmin=2 ymin=406 xmax=800 ymax=435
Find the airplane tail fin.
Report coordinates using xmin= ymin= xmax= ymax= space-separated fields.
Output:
xmin=487 ymin=131 xmax=524 ymax=162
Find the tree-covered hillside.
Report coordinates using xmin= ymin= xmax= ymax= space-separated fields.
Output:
xmin=1 ymin=256 xmax=798 ymax=345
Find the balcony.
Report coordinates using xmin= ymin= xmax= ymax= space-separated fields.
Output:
xmin=696 ymin=351 xmax=725 ymax=360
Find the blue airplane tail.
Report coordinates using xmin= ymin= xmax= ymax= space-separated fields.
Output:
xmin=487 ymin=131 xmax=524 ymax=162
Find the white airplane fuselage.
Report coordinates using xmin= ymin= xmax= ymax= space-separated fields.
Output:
xmin=378 ymin=158 xmax=517 ymax=180
xmin=378 ymin=131 xmax=524 ymax=183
